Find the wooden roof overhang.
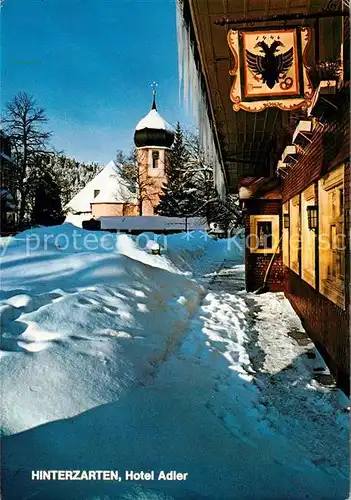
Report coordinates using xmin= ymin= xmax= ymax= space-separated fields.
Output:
xmin=181 ymin=0 xmax=345 ymax=192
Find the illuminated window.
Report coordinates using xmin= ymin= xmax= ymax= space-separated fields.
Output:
xmin=152 ymin=151 xmax=159 ymax=169
xmin=249 ymin=215 xmax=280 ymax=254
xmin=319 ymin=165 xmax=345 ymax=309
xmin=289 ymin=195 xmax=300 ymax=275
xmin=301 ymin=184 xmax=316 ymax=288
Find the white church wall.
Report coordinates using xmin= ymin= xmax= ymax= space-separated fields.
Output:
xmin=65 ymin=160 xmax=137 ymax=227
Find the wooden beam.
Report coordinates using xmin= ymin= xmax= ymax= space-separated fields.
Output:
xmin=214 ymin=9 xmax=349 ymax=27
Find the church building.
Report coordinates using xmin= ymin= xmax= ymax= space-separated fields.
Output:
xmin=65 ymin=89 xmax=174 ymax=225
xmin=134 ymin=89 xmax=174 ymax=215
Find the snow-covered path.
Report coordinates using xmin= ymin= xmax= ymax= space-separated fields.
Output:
xmin=2 ymin=252 xmax=349 ymax=499
xmin=209 ymin=262 xmax=349 ymax=477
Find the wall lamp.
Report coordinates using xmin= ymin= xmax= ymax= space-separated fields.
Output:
xmin=283 ymin=213 xmax=290 ymax=229
xmin=307 ymin=205 xmax=318 ymax=230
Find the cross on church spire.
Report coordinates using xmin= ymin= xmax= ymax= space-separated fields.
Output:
xmin=151 ymin=81 xmax=158 ymax=110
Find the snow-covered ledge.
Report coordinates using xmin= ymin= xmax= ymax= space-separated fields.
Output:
xmin=276 ymin=160 xmax=289 ymax=178
xmin=292 ymin=120 xmax=313 ymax=146
xmin=277 ymin=160 xmax=288 ymax=171
xmin=281 ymin=145 xmax=298 ymax=164
xmin=238 ymin=186 xmax=254 ymax=199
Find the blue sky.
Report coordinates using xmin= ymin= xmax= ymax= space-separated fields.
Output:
xmin=1 ymin=0 xmax=194 ymax=164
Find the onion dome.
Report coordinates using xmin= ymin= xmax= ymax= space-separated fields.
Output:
xmin=134 ymin=91 xmax=174 ymax=148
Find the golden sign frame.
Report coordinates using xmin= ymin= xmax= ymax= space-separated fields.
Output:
xmin=227 ymin=27 xmax=315 ymax=112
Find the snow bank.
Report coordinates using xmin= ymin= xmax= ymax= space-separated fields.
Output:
xmin=1 ymin=225 xmax=348 ymax=500
xmin=0 ymin=224 xmax=242 ymax=436
xmin=156 ymin=230 xmax=244 ymax=277
xmin=2 ymin=257 xmax=348 ymax=500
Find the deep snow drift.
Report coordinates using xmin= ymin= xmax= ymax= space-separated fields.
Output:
xmin=0 ymin=225 xmax=349 ymax=500
xmin=1 ymin=224 xmax=240 ymax=436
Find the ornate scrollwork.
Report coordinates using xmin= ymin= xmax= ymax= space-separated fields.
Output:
xmin=233 ymin=99 xmax=312 ymax=112
xmin=322 ymin=0 xmax=341 ymax=11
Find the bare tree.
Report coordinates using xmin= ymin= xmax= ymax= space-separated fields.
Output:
xmin=2 ymin=92 xmax=52 ymax=224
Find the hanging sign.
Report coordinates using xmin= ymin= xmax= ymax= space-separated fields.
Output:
xmin=227 ymin=27 xmax=314 ymax=112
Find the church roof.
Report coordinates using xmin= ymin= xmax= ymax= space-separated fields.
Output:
xmin=135 ymin=109 xmax=174 ymax=133
xmin=134 ymin=95 xmax=174 ymax=148
xmin=65 ymin=160 xmax=136 ymax=215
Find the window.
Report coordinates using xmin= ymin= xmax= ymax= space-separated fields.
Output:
xmin=301 ymin=184 xmax=316 ymax=288
xmin=289 ymin=195 xmax=300 ymax=275
xmin=257 ymin=221 xmax=273 ymax=248
xmin=249 ymin=215 xmax=280 ymax=254
xmin=282 ymin=202 xmax=289 ymax=267
xmin=319 ymin=165 xmax=345 ymax=309
xmin=152 ymin=150 xmax=159 ymax=169
xmin=94 ymin=189 xmax=100 ymax=198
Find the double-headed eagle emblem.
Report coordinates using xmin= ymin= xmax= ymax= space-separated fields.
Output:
xmin=246 ymin=41 xmax=294 ymax=89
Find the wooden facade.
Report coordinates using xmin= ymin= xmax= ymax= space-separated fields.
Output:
xmin=177 ymin=0 xmax=350 ymax=392
xmin=281 ymin=108 xmax=350 ymax=393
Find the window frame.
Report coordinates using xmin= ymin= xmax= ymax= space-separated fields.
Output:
xmin=152 ymin=150 xmax=160 ymax=169
xmin=249 ymin=215 xmax=280 ymax=254
xmin=289 ymin=194 xmax=300 ymax=275
xmin=318 ymin=165 xmax=345 ymax=309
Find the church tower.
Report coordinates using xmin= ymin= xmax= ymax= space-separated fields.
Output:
xmin=134 ymin=85 xmax=174 ymax=215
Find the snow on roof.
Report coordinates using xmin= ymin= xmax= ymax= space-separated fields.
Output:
xmin=98 ymin=216 xmax=208 ymax=231
xmin=93 ymin=168 xmax=134 ymax=204
xmin=135 ymin=109 xmax=173 ymax=133
xmin=65 ymin=160 xmax=137 ymax=216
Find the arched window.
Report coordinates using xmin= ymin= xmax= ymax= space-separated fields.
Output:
xmin=152 ymin=150 xmax=159 ymax=169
